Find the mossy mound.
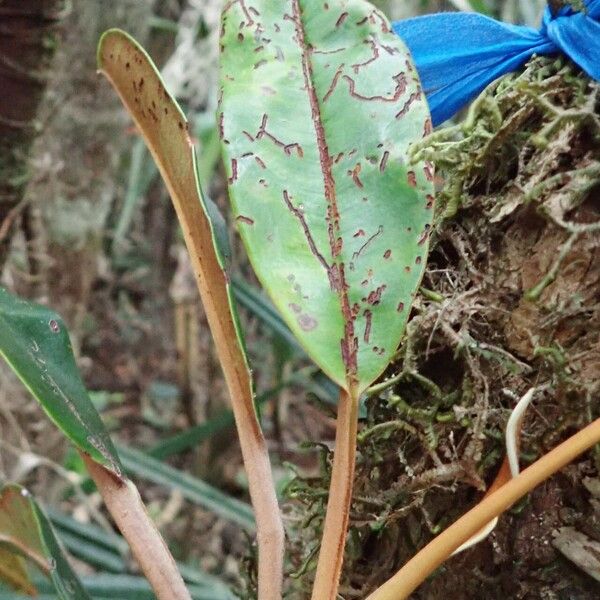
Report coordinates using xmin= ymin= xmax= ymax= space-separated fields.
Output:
xmin=285 ymin=56 xmax=600 ymax=599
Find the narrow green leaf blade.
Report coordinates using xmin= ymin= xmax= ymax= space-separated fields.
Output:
xmin=116 ymin=444 xmax=256 ymax=532
xmin=0 ymin=485 xmax=91 ymax=600
xmin=219 ymin=1 xmax=434 ymax=393
xmin=0 ymin=288 xmax=122 ymax=475
xmin=48 ymin=508 xmax=236 ymax=597
xmin=1 ymin=573 xmax=236 ymax=600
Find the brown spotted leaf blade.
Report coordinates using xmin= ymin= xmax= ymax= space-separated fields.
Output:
xmin=219 ymin=0 xmax=434 ymax=393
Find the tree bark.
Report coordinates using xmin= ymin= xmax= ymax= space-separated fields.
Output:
xmin=0 ymin=0 xmax=62 ymax=265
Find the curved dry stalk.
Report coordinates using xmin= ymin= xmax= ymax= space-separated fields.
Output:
xmin=97 ymin=31 xmax=284 ymax=599
xmin=311 ymin=388 xmax=359 ymax=600
xmin=82 ymin=454 xmax=191 ymax=600
xmin=367 ymin=417 xmax=600 ymax=600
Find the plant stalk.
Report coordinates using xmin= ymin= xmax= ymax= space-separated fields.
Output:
xmin=227 ymin=383 xmax=284 ymax=600
xmin=367 ymin=418 xmax=600 ymax=600
xmin=81 ymin=453 xmax=191 ymax=600
xmin=97 ymin=31 xmax=285 ymax=598
xmin=311 ymin=387 xmax=359 ymax=600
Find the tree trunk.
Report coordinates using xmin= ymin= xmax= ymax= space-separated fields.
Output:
xmin=0 ymin=0 xmax=62 ymax=266
xmin=12 ymin=1 xmax=154 ymax=315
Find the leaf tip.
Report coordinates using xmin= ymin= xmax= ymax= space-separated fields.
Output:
xmin=97 ymin=28 xmax=139 ymax=72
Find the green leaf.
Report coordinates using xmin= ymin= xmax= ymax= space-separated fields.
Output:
xmin=0 ymin=288 xmax=122 ymax=475
xmin=0 ymin=484 xmax=91 ymax=599
xmin=219 ymin=0 xmax=434 ymax=393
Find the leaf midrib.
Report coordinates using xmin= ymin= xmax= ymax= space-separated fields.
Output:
xmin=288 ymin=0 xmax=357 ymax=388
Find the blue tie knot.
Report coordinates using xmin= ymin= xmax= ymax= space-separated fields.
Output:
xmin=393 ymin=1 xmax=600 ymax=126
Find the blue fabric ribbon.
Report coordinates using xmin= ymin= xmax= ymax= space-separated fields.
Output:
xmin=392 ymin=1 xmax=600 ymax=126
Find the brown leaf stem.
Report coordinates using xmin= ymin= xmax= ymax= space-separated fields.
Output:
xmin=82 ymin=454 xmax=191 ymax=600
xmin=311 ymin=387 xmax=359 ymax=600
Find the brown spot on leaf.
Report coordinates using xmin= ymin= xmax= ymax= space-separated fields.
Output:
xmin=367 ymin=285 xmax=387 ymax=305
xmin=228 ymin=158 xmax=238 ymax=183
xmin=344 ymin=72 xmax=408 ymax=103
xmin=348 ymin=163 xmax=364 ymax=188
xmin=336 ymin=12 xmax=349 ymax=27
xmin=298 ymin=314 xmax=318 ymax=331
xmin=363 ymin=309 xmax=373 ymax=343
xmin=395 ymin=90 xmax=422 ymax=119
xmin=379 ymin=151 xmax=389 ymax=172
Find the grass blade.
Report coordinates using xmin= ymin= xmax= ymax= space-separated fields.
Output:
xmin=116 ymin=444 xmax=255 ymax=532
